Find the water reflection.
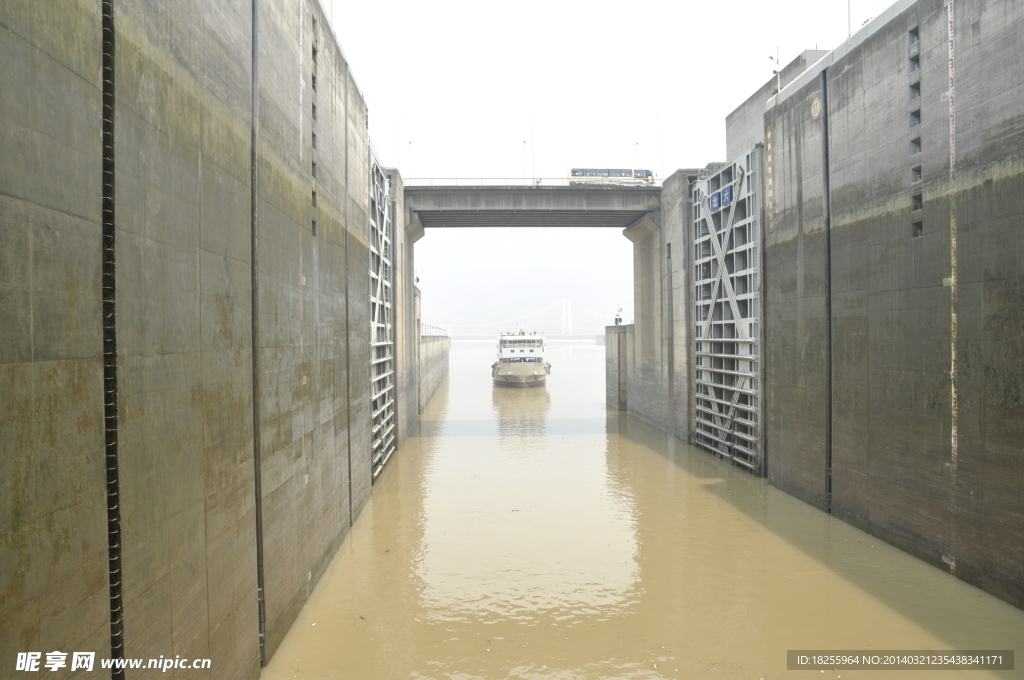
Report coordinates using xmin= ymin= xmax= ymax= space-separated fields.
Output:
xmin=415 ymin=344 xmax=639 ymax=626
xmin=263 ymin=340 xmax=1024 ymax=680
xmin=491 ymin=384 xmax=551 ymax=437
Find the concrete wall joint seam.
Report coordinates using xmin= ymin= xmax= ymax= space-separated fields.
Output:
xmin=99 ymin=1 xmax=126 ymax=676
xmin=343 ymin=65 xmax=354 ymax=528
xmin=249 ymin=0 xmax=268 ymax=665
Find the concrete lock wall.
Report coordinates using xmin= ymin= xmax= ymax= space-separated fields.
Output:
xmin=111 ymin=1 xmax=260 ymax=675
xmin=410 ymin=285 xmax=449 ymax=416
xmin=0 ymin=0 xmax=111 ymax=665
xmin=0 ymin=0 xmax=428 ymax=674
xmin=251 ymin=0 xmax=371 ymax=661
xmin=762 ymin=0 xmax=1024 ymax=606
xmin=609 ymin=0 xmax=1023 ymax=609
xmin=418 ymin=336 xmax=450 ymax=414
xmin=763 ymin=72 xmax=833 ymax=511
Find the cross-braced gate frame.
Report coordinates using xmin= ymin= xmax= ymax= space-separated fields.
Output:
xmin=369 ymin=151 xmax=396 ymax=478
xmin=691 ymin=150 xmax=764 ymax=474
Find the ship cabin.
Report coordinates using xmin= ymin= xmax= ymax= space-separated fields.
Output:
xmin=497 ymin=334 xmax=546 ymax=364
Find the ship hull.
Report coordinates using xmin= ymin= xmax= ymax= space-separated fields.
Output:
xmin=492 ymin=362 xmax=549 ymax=387
xmin=493 ymin=373 xmax=547 ymax=388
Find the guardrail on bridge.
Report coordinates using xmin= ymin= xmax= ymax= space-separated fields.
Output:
xmin=403 ymin=177 xmax=663 ymax=187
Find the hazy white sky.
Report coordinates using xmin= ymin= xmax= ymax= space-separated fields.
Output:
xmin=326 ymin=0 xmax=899 ymax=333
xmin=406 ymin=227 xmax=635 ymax=336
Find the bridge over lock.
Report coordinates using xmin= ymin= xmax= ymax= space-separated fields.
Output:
xmin=403 ymin=183 xmax=662 ymax=230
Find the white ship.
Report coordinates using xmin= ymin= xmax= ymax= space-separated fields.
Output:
xmin=492 ymin=331 xmax=551 ymax=387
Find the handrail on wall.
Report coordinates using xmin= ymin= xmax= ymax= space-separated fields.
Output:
xmin=421 ymin=323 xmax=449 ymax=337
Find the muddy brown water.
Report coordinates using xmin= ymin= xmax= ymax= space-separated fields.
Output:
xmin=263 ymin=340 xmax=1023 ymax=679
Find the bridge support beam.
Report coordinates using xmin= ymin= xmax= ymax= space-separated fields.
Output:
xmin=623 ymin=212 xmax=660 ymax=242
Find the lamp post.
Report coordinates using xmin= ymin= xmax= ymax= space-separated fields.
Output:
xmin=769 ymin=48 xmax=781 ymax=95
xmin=659 ymin=119 xmax=664 ymax=179
xmin=633 ymin=142 xmax=639 ymax=182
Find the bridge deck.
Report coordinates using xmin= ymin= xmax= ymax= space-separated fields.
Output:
xmin=404 ymin=185 xmax=661 ymax=228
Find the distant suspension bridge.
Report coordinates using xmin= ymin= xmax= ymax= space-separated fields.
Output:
xmin=436 ymin=298 xmax=575 ymax=335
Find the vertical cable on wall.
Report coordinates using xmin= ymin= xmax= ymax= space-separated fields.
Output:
xmin=100 ymin=1 xmax=125 ymax=676
xmin=819 ymin=69 xmax=834 ymax=514
xmin=945 ymin=0 xmax=959 ymax=577
xmin=311 ymin=16 xmax=319 ymax=238
xmin=342 ymin=67 xmax=354 ymax=527
xmin=249 ymin=0 xmax=267 ymax=664
xmin=666 ymin=244 xmax=675 ymax=440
